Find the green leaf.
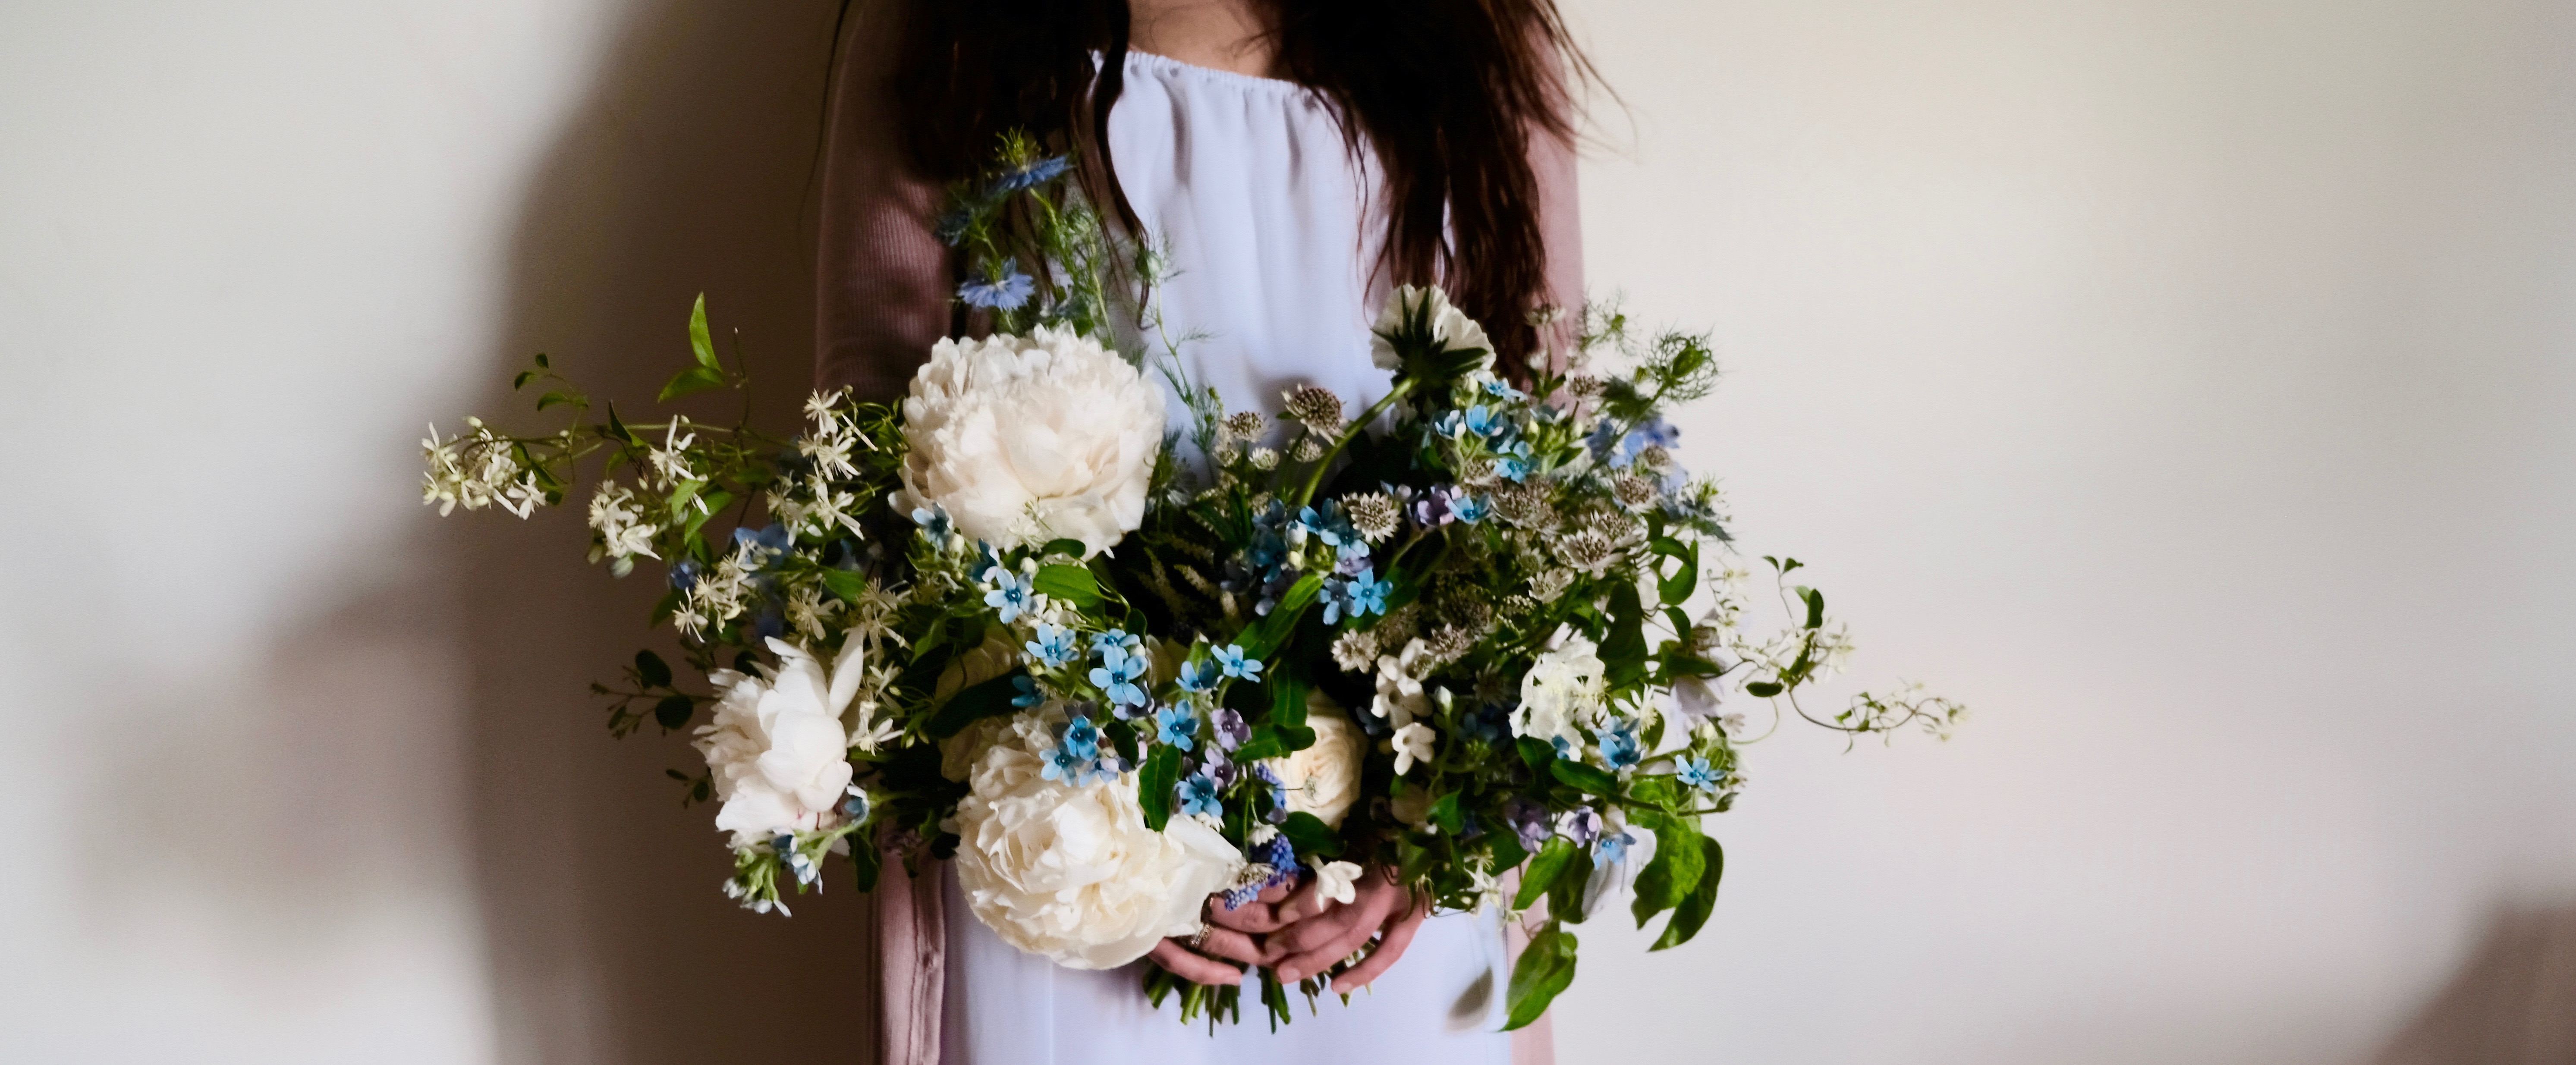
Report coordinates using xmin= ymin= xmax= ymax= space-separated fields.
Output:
xmin=1651 ymin=836 xmax=1724 ymax=951
xmin=534 ymin=352 xmax=550 ymax=369
xmin=634 ymin=650 xmax=672 ymax=688
xmin=604 ymin=402 xmax=643 ymax=447
xmin=1233 ymin=725 xmax=1285 ymax=763
xmin=1239 ymin=572 xmax=1324 ymax=659
xmin=1039 ymin=537 xmax=1087 ymax=559
xmin=1601 ymin=580 xmax=1648 ymax=688
xmin=1428 ymin=792 xmax=1463 ymax=834
xmin=849 ymin=833 xmax=883 ymax=893
xmin=657 ymin=364 xmax=727 ymax=403
xmin=1516 ymin=737 xmax=1557 ymax=773
xmin=536 ymin=390 xmax=582 ymax=411
xmin=1628 ymin=811 xmax=1707 ymax=925
xmin=924 ymin=669 xmax=1029 ymax=738
xmin=1279 ymin=811 xmax=1344 ymax=858
xmin=687 ymin=293 xmax=719 ymax=371
xmin=1548 ymin=848 xmax=1596 ymax=924
xmin=512 ymin=370 xmax=538 ymax=391
xmin=1550 ymin=760 xmax=1618 ymax=796
xmin=652 ymin=694 xmax=694 ymax=730
xmin=1503 ymin=924 xmax=1579 ymax=1031
xmin=1799 ymin=586 xmax=1825 ymax=630
xmin=1745 ymin=681 xmax=1783 ymax=698
xmin=817 ymin=568 xmax=868 ymax=604
xmin=1654 ymin=537 xmax=1697 ymax=606
xmin=1032 ymin=563 xmax=1101 ymax=607
xmin=1138 ymin=745 xmax=1183 ymax=831
xmin=1515 ymin=837 xmax=1578 ymax=910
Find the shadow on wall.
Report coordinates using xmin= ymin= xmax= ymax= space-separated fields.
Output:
xmin=2371 ymin=905 xmax=2576 ymax=1065
xmin=455 ymin=1 xmax=867 ymax=1062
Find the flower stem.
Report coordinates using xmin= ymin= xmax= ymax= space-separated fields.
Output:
xmin=1291 ymin=379 xmax=1413 ymax=509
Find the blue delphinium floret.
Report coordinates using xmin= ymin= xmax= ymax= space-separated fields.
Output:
xmin=1154 ymin=704 xmax=1200 ymax=752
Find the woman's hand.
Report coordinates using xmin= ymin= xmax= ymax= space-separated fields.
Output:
xmin=1259 ymin=865 xmax=1426 ymax=993
xmin=1145 ymin=881 xmax=1293 ymax=987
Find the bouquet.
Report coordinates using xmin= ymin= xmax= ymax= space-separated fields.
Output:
xmin=421 ymin=139 xmax=1962 ymax=1030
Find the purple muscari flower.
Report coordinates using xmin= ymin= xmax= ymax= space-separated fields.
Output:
xmin=1261 ymin=832 xmax=1297 ymax=871
xmin=1557 ymin=806 xmax=1603 ymax=847
xmin=1209 ymin=707 xmax=1250 ymax=751
xmin=1253 ymin=764 xmax=1290 ymax=822
xmin=1507 ymin=797 xmax=1552 ymax=853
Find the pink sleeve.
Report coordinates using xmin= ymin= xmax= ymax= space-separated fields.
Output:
xmin=815 ymin=0 xmax=955 ymax=405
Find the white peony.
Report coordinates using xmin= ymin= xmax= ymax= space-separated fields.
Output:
xmin=897 ymin=326 xmax=1164 ymax=556
xmin=693 ymin=635 xmax=867 ymax=848
xmin=1369 ymin=284 xmax=1494 ymax=372
xmin=951 ymin=729 xmax=1244 ymax=969
xmin=1267 ymin=692 xmax=1365 ymax=828
xmin=1514 ymin=634 xmax=1607 ymax=748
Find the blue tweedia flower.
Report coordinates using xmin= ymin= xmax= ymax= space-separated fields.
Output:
xmin=1176 ymin=772 xmax=1224 ymax=819
xmin=1596 ymin=824 xmax=1639 ymax=866
xmin=983 ymin=568 xmax=1037 ymax=623
xmin=667 ymin=557 xmax=701 ymax=592
xmin=1059 ymin=713 xmax=1101 ymax=762
xmin=1451 ymin=494 xmax=1492 ymax=524
xmin=1089 ymin=645 xmax=1151 ymax=708
xmin=1175 ymin=657 xmax=1222 ymax=693
xmin=911 ymin=505 xmax=956 ymax=545
xmin=1677 ymin=756 xmax=1726 ymax=792
xmin=1461 ymin=701 xmax=1513 ymax=743
xmin=1598 ymin=720 xmax=1644 ymax=770
xmin=1090 ymin=629 xmax=1140 ymax=657
xmin=1323 ymin=566 xmax=1393 ymax=625
xmin=1025 ymin=623 xmax=1080 ymax=668
xmin=733 ymin=523 xmax=793 ymax=564
xmin=1493 ymin=439 xmax=1535 ymax=483
xmin=1482 ymin=376 xmax=1529 ymax=403
xmin=1212 ymin=644 xmax=1264 ymax=681
xmin=1040 ymin=745 xmax=1085 ymax=783
xmin=988 ymin=154 xmax=1070 ymax=194
xmin=1154 ymin=704 xmax=1201 ymax=751
xmin=1010 ymin=675 xmax=1043 ymax=708
xmin=840 ymin=785 xmax=871 ymax=820
xmin=773 ymin=833 xmax=821 ymax=887
xmin=958 ymin=258 xmax=1036 ymax=311
xmin=973 ymin=541 xmax=1002 ymax=583
xmin=1294 ymin=501 xmax=1367 ymax=561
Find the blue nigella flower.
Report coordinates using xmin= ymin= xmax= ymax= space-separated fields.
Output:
xmin=1089 ymin=645 xmax=1150 ymax=708
xmin=988 ymin=154 xmax=1070 ymax=194
xmin=1677 ymin=756 xmax=1726 ymax=792
xmin=1175 ymin=657 xmax=1222 ymax=693
xmin=958 ymin=258 xmax=1036 ymax=311
xmin=1025 ymin=623 xmax=1080 ymax=668
xmin=1211 ymin=644 xmax=1263 ymax=681
xmin=983 ymin=568 xmax=1037 ymax=623
xmin=1010 ymin=675 xmax=1043 ymax=708
xmin=1176 ymin=771 xmax=1224 ymax=819
xmin=1154 ymin=704 xmax=1201 ymax=751
xmin=1598 ymin=720 xmax=1644 ymax=771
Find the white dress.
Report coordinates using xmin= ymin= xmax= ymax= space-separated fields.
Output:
xmin=935 ymin=50 xmax=1516 ymax=1065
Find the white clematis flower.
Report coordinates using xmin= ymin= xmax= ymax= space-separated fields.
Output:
xmin=896 ymin=326 xmax=1164 ymax=556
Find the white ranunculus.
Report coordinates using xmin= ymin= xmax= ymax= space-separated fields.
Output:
xmin=1267 ymin=692 xmax=1364 ymax=828
xmin=951 ymin=735 xmax=1243 ymax=969
xmin=1514 ymin=634 xmax=1607 ymax=748
xmin=693 ymin=635 xmax=867 ymax=847
xmin=897 ymin=326 xmax=1164 ymax=556
xmin=1369 ymin=284 xmax=1495 ymax=372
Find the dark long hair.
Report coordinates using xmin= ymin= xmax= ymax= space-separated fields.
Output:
xmin=856 ymin=0 xmax=1594 ymax=378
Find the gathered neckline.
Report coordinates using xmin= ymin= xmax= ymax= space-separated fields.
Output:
xmin=1122 ymin=49 xmax=1308 ymax=95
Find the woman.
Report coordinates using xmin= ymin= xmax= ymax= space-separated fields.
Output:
xmin=815 ymin=3 xmax=1592 ymax=1062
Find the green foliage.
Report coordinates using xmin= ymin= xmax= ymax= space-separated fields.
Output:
xmin=1505 ymin=924 xmax=1579 ymax=1031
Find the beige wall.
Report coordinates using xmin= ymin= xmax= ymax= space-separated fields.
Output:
xmin=2 ymin=2 xmax=2570 ymax=1062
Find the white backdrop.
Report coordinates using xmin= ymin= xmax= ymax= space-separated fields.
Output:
xmin=3 ymin=2 xmax=2570 ymax=1063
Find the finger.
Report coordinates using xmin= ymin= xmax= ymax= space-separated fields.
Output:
xmin=1148 ymin=939 xmax=1243 ymax=987
xmin=1274 ymin=892 xmax=1397 ymax=981
xmin=1270 ymin=877 xmax=1339 ymax=925
xmin=1195 ymin=926 xmax=1266 ymax=967
xmin=1332 ymin=902 xmax=1428 ymax=992
xmin=1259 ymin=901 xmax=1369 ymax=963
xmin=1204 ymin=896 xmax=1283 ymax=933
xmin=1255 ymin=881 xmax=1294 ymax=905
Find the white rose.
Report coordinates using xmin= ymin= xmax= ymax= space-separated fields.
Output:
xmin=1514 ymin=633 xmax=1607 ymax=748
xmin=693 ymin=635 xmax=867 ymax=847
xmin=1369 ymin=284 xmax=1494 ymax=373
xmin=898 ymin=326 xmax=1164 ymax=556
xmin=951 ymin=739 xmax=1243 ymax=969
xmin=1267 ymin=692 xmax=1364 ymax=828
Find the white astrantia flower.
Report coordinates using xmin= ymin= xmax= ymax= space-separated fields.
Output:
xmin=692 ymin=634 xmax=869 ymax=848
xmin=1369 ymin=285 xmax=1495 ymax=373
xmin=1391 ymin=722 xmax=1438 ymax=776
xmin=1514 ymin=634 xmax=1607 ymax=748
xmin=1266 ymin=692 xmax=1364 ymax=828
xmin=896 ymin=326 xmax=1164 ymax=556
xmin=1313 ymin=860 xmax=1364 ymax=906
xmin=950 ymin=716 xmax=1243 ymax=969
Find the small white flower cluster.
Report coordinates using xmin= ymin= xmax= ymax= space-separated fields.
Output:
xmin=587 ymin=481 xmax=660 ymax=566
xmin=421 ymin=420 xmax=543 ymax=518
xmin=771 ymin=390 xmax=872 ymax=541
